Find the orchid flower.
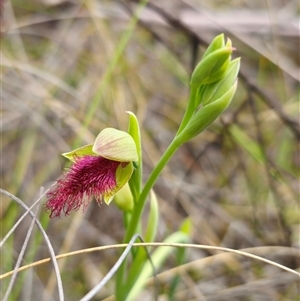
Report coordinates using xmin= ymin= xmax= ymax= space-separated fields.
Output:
xmin=46 ymin=128 xmax=138 ymax=218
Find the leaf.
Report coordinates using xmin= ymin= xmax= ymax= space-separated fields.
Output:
xmin=229 ymin=125 xmax=265 ymax=163
xmin=125 ymin=232 xmax=190 ymax=300
xmin=144 ymin=190 xmax=159 ymax=242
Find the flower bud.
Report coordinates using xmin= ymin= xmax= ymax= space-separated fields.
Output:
xmin=190 ymin=38 xmax=234 ymax=87
xmin=175 ymin=81 xmax=238 ymax=145
xmin=202 ymin=33 xmax=225 ymax=59
xmin=201 ymin=58 xmax=240 ymax=106
xmin=113 ymin=183 xmax=134 ymax=212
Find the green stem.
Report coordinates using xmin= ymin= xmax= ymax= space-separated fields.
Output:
xmin=176 ymin=85 xmax=198 ymax=135
xmin=116 ymin=83 xmax=198 ymax=299
xmin=115 ymin=138 xmax=181 ymax=300
xmin=124 ymin=138 xmax=180 ymax=243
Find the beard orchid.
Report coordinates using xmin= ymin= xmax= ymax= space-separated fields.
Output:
xmin=46 ymin=128 xmax=138 ymax=218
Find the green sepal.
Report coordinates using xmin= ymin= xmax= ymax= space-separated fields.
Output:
xmin=62 ymin=144 xmax=96 ymax=162
xmin=127 ymin=111 xmax=143 ymax=200
xmin=93 ymin=128 xmax=138 ymax=162
xmin=127 ymin=111 xmax=142 ymax=164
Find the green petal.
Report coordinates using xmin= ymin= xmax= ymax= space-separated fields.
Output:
xmin=103 ymin=162 xmax=134 ymax=205
xmin=62 ymin=144 xmax=96 ymax=162
xmin=93 ymin=128 xmax=138 ymax=162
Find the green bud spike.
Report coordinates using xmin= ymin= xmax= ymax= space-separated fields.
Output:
xmin=176 ymin=34 xmax=238 ymax=136
xmin=93 ymin=128 xmax=138 ymax=162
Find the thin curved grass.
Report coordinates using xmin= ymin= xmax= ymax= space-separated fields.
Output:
xmin=0 ymin=189 xmax=65 ymax=301
xmin=2 ymin=203 xmax=40 ymax=301
xmin=1 ymin=242 xmax=299 ymax=281
xmin=79 ymin=233 xmax=158 ymax=301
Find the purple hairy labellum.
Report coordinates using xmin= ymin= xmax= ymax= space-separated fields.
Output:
xmin=46 ymin=156 xmax=130 ymax=218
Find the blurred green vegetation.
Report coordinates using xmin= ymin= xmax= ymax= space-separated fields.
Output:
xmin=1 ymin=0 xmax=299 ymax=300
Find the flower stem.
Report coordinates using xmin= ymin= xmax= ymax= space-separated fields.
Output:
xmin=176 ymin=85 xmax=199 ymax=135
xmin=125 ymin=138 xmax=180 ymax=243
xmin=115 ymin=138 xmax=181 ymax=300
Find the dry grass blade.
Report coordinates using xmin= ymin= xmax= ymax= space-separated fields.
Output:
xmin=1 ymin=243 xmax=299 ymax=280
xmin=0 ymin=189 xmax=65 ymax=301
xmin=79 ymin=233 xmax=158 ymax=301
xmin=2 ymin=203 xmax=40 ymax=301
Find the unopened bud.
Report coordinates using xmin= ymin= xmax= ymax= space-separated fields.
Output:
xmin=190 ymin=47 xmax=233 ymax=87
xmin=176 ymin=81 xmax=238 ymax=144
xmin=201 ymin=58 xmax=240 ymax=106
xmin=113 ymin=183 xmax=134 ymax=212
